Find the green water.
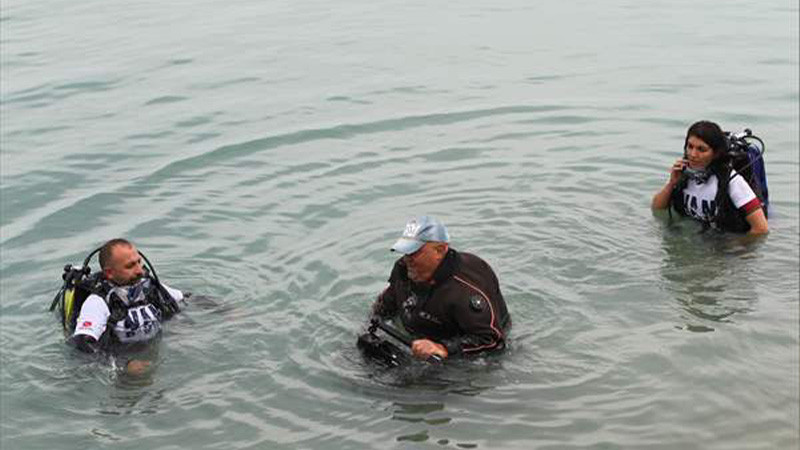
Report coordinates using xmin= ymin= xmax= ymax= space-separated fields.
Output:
xmin=1 ymin=0 xmax=798 ymax=448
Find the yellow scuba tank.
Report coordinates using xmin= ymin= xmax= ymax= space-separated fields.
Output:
xmin=49 ymin=263 xmax=99 ymax=336
xmin=62 ymin=288 xmax=76 ymax=333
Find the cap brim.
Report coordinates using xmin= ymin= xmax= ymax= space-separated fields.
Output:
xmin=390 ymin=237 xmax=424 ymax=254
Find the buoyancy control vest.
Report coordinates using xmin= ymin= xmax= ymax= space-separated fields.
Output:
xmin=668 ymin=128 xmax=769 ymax=233
xmin=49 ymin=248 xmax=181 ymax=339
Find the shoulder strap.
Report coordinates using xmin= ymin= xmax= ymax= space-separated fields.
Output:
xmin=711 ymin=165 xmax=750 ymax=233
xmin=144 ymin=276 xmax=181 ymax=319
xmin=668 ymin=177 xmax=689 ymax=218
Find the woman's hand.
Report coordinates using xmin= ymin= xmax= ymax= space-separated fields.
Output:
xmin=652 ymin=159 xmax=685 ymax=210
xmin=668 ymin=158 xmax=687 ymax=187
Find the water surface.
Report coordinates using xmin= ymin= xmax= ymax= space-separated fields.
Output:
xmin=1 ymin=0 xmax=798 ymax=449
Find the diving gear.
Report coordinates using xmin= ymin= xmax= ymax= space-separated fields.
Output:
xmin=725 ymin=128 xmax=769 ymax=213
xmin=683 ymin=166 xmax=711 ymax=184
xmin=357 ymin=331 xmax=409 ymax=368
xmin=357 ymin=318 xmax=443 ymax=366
xmin=51 ymin=247 xmax=181 ymax=339
xmin=669 ymin=127 xmax=770 ymax=232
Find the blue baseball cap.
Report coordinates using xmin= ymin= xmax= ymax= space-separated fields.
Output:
xmin=390 ymin=216 xmax=450 ymax=254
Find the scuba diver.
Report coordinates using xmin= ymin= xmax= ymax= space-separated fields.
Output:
xmin=651 ymin=120 xmax=769 ymax=235
xmin=365 ymin=216 xmax=511 ymax=363
xmin=51 ymin=238 xmax=186 ymax=375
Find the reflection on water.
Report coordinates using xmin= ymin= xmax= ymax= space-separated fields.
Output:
xmin=395 ymin=429 xmax=429 ymax=442
xmin=392 ymin=402 xmax=481 ymax=447
xmin=392 ymin=402 xmax=448 ymax=434
xmin=89 ymin=428 xmax=122 ymax=443
xmin=658 ymin=221 xmax=764 ymax=331
xmin=392 ymin=401 xmax=450 ymax=425
xmin=2 ymin=0 xmax=797 ymax=447
xmin=100 ymin=384 xmax=164 ymax=417
xmin=96 ymin=347 xmax=162 ymax=415
xmin=359 ymin=351 xmax=505 ymax=396
xmin=353 ymin=353 xmax=507 ymax=448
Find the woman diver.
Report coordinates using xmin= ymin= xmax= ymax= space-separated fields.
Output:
xmin=651 ymin=120 xmax=768 ymax=235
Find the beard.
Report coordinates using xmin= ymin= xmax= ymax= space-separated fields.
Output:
xmin=113 ymin=273 xmax=143 ymax=286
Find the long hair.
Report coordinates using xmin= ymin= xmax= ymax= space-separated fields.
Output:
xmin=684 ymin=120 xmax=728 ymax=171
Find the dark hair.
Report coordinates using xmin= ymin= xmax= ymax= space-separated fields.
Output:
xmin=684 ymin=120 xmax=727 ymax=161
xmin=99 ymin=238 xmax=133 ymax=270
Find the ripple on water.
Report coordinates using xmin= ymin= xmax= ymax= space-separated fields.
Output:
xmin=2 ymin=43 xmax=797 ymax=447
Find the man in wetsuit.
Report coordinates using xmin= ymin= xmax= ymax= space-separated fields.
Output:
xmin=69 ymin=238 xmax=184 ymax=374
xmin=371 ymin=216 xmax=511 ymax=361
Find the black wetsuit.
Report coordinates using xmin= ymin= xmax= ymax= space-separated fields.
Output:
xmin=373 ymin=249 xmax=511 ymax=356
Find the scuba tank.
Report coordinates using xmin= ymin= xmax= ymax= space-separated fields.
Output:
xmin=49 ymin=247 xmax=107 ymax=336
xmin=724 ymin=128 xmax=769 ymax=217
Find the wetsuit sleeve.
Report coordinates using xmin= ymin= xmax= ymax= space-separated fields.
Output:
xmin=371 ymin=260 xmax=403 ymax=319
xmin=72 ymin=294 xmax=110 ymax=342
xmin=440 ymin=278 xmax=506 ymax=356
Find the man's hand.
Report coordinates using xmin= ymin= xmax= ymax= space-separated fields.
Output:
xmin=411 ymin=339 xmax=448 ymax=360
xmin=69 ymin=334 xmax=100 ymax=354
xmin=126 ymin=359 xmax=152 ymax=376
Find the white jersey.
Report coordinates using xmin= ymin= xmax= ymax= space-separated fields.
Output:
xmin=73 ymin=279 xmax=183 ymax=344
xmin=681 ymin=169 xmax=759 ymax=222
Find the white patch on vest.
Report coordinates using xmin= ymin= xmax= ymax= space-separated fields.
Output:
xmin=113 ymin=304 xmax=162 ymax=343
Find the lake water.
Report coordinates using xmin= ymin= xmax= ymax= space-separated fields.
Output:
xmin=1 ymin=0 xmax=798 ymax=449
